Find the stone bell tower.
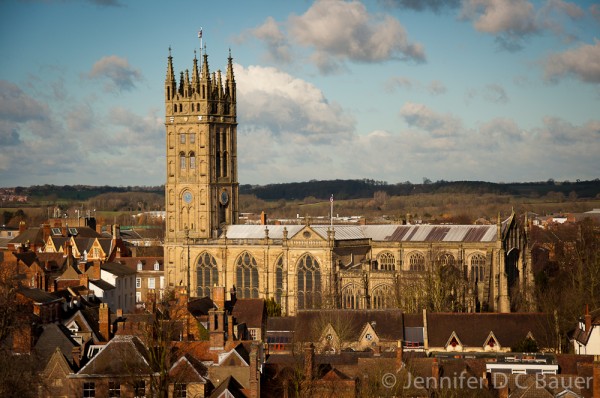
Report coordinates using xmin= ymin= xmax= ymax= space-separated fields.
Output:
xmin=164 ymin=46 xmax=238 ymax=292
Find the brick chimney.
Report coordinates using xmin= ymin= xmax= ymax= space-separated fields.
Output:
xmin=19 ymin=221 xmax=27 ymax=233
xmin=227 ymin=314 xmax=235 ymax=342
xmin=209 ymin=308 xmax=226 ymax=349
xmin=212 ymin=285 xmax=225 ymax=309
xmin=249 ymin=342 xmax=260 ymax=398
xmin=260 ymin=211 xmax=268 ymax=225
xmin=396 ymin=340 xmax=403 ymax=369
xmin=304 ymin=343 xmax=315 ymax=381
xmin=594 ymin=356 xmax=600 ymax=398
xmin=431 ymin=358 xmax=440 ymax=386
xmin=98 ymin=303 xmax=110 ymax=341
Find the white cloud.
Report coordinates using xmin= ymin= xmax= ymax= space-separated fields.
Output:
xmin=87 ymin=55 xmax=143 ymax=92
xmin=400 ymin=102 xmax=462 ymax=137
xmin=251 ymin=0 xmax=425 ymax=73
xmin=543 ymin=40 xmax=600 ymax=83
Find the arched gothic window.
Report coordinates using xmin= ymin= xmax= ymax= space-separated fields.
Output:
xmin=377 ymin=252 xmax=395 ymax=271
xmin=371 ymin=284 xmax=393 ymax=309
xmin=275 ymin=256 xmax=284 ymax=305
xmin=409 ymin=252 xmax=425 ymax=272
xmin=179 ymin=152 xmax=186 ymax=170
xmin=197 ymin=252 xmax=218 ymax=297
xmin=342 ymin=284 xmax=360 ymax=309
xmin=438 ymin=253 xmax=456 ymax=267
xmin=470 ymin=254 xmax=486 ymax=281
xmin=236 ymin=252 xmax=259 ymax=298
xmin=297 ymin=254 xmax=321 ymax=310
xmin=189 ymin=151 xmax=196 ymax=169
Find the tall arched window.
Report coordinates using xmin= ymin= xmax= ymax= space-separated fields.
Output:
xmin=470 ymin=254 xmax=486 ymax=281
xmin=372 ymin=284 xmax=393 ymax=309
xmin=377 ymin=252 xmax=395 ymax=271
xmin=189 ymin=151 xmax=196 ymax=169
xmin=197 ymin=252 xmax=218 ymax=297
xmin=438 ymin=253 xmax=456 ymax=267
xmin=275 ymin=256 xmax=284 ymax=305
xmin=179 ymin=152 xmax=186 ymax=170
xmin=342 ymin=284 xmax=359 ymax=309
xmin=223 ymin=152 xmax=228 ymax=177
xmin=236 ymin=252 xmax=259 ymax=298
xmin=409 ymin=252 xmax=425 ymax=272
xmin=297 ymin=254 xmax=321 ymax=310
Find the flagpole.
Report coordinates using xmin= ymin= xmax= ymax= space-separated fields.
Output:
xmin=198 ymin=27 xmax=203 ymax=54
xmin=330 ymin=194 xmax=333 ymax=227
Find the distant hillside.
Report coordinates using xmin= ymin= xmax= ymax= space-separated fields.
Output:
xmin=9 ymin=185 xmax=164 ymax=202
xmin=240 ymin=179 xmax=600 ymax=201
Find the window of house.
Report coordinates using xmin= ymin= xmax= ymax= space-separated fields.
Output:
xmin=154 ymin=261 xmax=160 ymax=271
xmin=133 ymin=380 xmax=145 ymax=398
xmin=173 ymin=383 xmax=187 ymax=398
xmin=249 ymin=328 xmax=257 ymax=340
xmin=108 ymin=381 xmax=120 ymax=397
xmin=137 ymin=262 xmax=143 ymax=271
xmin=83 ymin=382 xmax=95 ymax=397
xmin=136 ymin=278 xmax=141 ymax=288
xmin=136 ymin=292 xmax=142 ymax=303
xmin=148 ymin=278 xmax=155 ymax=289
xmin=190 ymin=134 xmax=195 ymax=144
xmin=180 ymin=134 xmax=186 ymax=144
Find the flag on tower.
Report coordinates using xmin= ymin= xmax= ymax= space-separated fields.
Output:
xmin=330 ymin=194 xmax=333 ymax=203
xmin=198 ymin=28 xmax=202 ymax=38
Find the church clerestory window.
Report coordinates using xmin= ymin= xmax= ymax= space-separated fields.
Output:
xmin=297 ymin=254 xmax=321 ymax=310
xmin=197 ymin=252 xmax=218 ymax=297
xmin=235 ymin=252 xmax=259 ymax=298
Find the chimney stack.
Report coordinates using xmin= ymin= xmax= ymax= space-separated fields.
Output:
xmin=212 ymin=285 xmax=225 ymax=309
xmin=19 ymin=221 xmax=27 ymax=233
xmin=396 ymin=340 xmax=403 ymax=369
xmin=431 ymin=358 xmax=440 ymax=387
xmin=227 ymin=314 xmax=235 ymax=342
xmin=249 ymin=343 xmax=260 ymax=398
xmin=260 ymin=211 xmax=268 ymax=225
xmin=593 ymin=355 xmax=600 ymax=398
xmin=72 ymin=345 xmax=82 ymax=368
xmin=304 ymin=343 xmax=315 ymax=381
xmin=98 ymin=303 xmax=110 ymax=341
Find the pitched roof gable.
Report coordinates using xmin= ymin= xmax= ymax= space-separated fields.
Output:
xmin=76 ymin=335 xmax=153 ymax=375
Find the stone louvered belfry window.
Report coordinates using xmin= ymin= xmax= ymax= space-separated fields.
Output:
xmin=236 ymin=252 xmax=259 ymax=298
xmin=296 ymin=254 xmax=321 ymax=310
xmin=371 ymin=284 xmax=393 ymax=309
xmin=196 ymin=252 xmax=218 ymax=297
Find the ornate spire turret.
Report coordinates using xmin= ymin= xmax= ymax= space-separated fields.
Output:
xmin=225 ymin=48 xmax=236 ymax=103
xmin=192 ymin=51 xmax=200 ymax=94
xmin=216 ymin=70 xmax=223 ymax=99
xmin=178 ymin=72 xmax=185 ymax=96
xmin=184 ymin=69 xmax=190 ymax=97
xmin=165 ymin=47 xmax=176 ymax=101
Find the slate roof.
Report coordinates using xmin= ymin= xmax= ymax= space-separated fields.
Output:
xmin=101 ymin=261 xmax=136 ymax=276
xmin=221 ymin=219 xmax=511 ymax=243
xmin=76 ymin=335 xmax=153 ymax=375
xmin=17 ymin=287 xmax=63 ymax=304
xmin=426 ymin=313 xmax=555 ymax=349
xmin=294 ymin=310 xmax=405 ymax=342
xmin=168 ymin=354 xmax=208 ymax=383
xmin=89 ymin=279 xmax=115 ymax=291
xmin=34 ymin=323 xmax=79 ymax=367
xmin=231 ymin=299 xmax=265 ymax=329
xmin=188 ymin=296 xmax=216 ymax=317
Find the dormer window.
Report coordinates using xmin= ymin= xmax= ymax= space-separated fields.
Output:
xmin=450 ymin=337 xmax=459 ymax=347
xmin=137 ymin=262 xmax=143 ymax=271
xmin=154 ymin=261 xmax=160 ymax=271
xmin=365 ymin=333 xmax=373 ymax=341
xmin=68 ymin=227 xmax=78 ymax=236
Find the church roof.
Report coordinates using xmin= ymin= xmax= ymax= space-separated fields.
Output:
xmin=222 ymin=223 xmax=500 ymax=243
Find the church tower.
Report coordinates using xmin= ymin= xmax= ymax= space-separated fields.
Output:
xmin=164 ymin=47 xmax=238 ymax=293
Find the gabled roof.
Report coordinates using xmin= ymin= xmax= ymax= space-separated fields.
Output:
xmin=76 ymin=335 xmax=153 ymax=376
xmin=17 ymin=287 xmax=63 ymax=304
xmin=209 ymin=375 xmax=247 ymax=398
xmin=34 ymin=323 xmax=79 ymax=367
xmin=63 ymin=309 xmax=101 ymax=343
xmin=169 ymin=354 xmax=207 ymax=383
xmin=218 ymin=345 xmax=249 ymax=367
xmin=320 ymin=367 xmax=353 ymax=381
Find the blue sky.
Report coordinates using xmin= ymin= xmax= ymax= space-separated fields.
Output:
xmin=0 ymin=0 xmax=599 ymax=187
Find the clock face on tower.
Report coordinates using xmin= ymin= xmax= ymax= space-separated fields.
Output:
xmin=183 ymin=191 xmax=193 ymax=204
xmin=220 ymin=190 xmax=229 ymax=206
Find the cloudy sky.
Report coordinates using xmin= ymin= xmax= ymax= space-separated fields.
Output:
xmin=1 ymin=0 xmax=598 ymax=187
